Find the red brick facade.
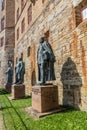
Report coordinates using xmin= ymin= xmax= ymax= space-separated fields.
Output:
xmin=14 ymin=0 xmax=87 ymax=110
xmin=0 ymin=0 xmax=87 ymax=110
xmin=0 ymin=0 xmax=15 ymax=87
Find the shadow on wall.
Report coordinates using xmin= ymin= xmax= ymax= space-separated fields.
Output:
xmin=60 ymin=57 xmax=82 ymax=109
xmin=31 ymin=70 xmax=36 ymax=85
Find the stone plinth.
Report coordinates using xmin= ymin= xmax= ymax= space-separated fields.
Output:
xmin=5 ymin=84 xmax=12 ymax=93
xmin=32 ymin=85 xmax=58 ymax=113
xmin=12 ymin=84 xmax=25 ymax=99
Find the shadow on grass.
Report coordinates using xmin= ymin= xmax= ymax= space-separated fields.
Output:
xmin=0 ymin=90 xmax=30 ymax=130
xmin=4 ymin=94 xmax=29 ymax=130
xmin=12 ymin=95 xmax=31 ymax=101
xmin=59 ymin=105 xmax=79 ymax=113
xmin=0 ymin=88 xmax=8 ymax=95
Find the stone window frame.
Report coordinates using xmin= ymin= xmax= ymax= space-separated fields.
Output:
xmin=21 ymin=17 xmax=25 ymax=33
xmin=1 ymin=16 xmax=5 ymax=31
xmin=81 ymin=6 xmax=87 ymax=21
xmin=27 ymin=4 xmax=32 ymax=25
xmin=75 ymin=0 xmax=87 ymax=26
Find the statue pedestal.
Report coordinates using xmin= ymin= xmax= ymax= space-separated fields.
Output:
xmin=32 ymin=85 xmax=59 ymax=113
xmin=11 ymin=84 xmax=25 ymax=99
xmin=5 ymin=84 xmax=11 ymax=93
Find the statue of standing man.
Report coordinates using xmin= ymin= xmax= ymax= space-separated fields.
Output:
xmin=5 ymin=62 xmax=13 ymax=85
xmin=37 ymin=36 xmax=56 ymax=84
xmin=15 ymin=58 xmax=25 ymax=84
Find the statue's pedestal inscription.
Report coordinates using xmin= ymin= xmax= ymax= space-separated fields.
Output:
xmin=12 ymin=84 xmax=25 ymax=99
xmin=32 ymin=85 xmax=58 ymax=113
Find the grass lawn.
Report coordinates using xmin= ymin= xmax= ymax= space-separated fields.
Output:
xmin=0 ymin=89 xmax=87 ymax=130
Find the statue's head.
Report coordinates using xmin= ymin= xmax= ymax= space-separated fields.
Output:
xmin=39 ymin=37 xmax=44 ymax=44
xmin=44 ymin=36 xmax=48 ymax=42
xmin=8 ymin=64 xmax=11 ymax=67
xmin=19 ymin=58 xmax=22 ymax=61
xmin=8 ymin=61 xmax=12 ymax=67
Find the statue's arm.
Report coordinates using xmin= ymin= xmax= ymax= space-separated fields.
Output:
xmin=20 ymin=62 xmax=23 ymax=71
xmin=43 ymin=42 xmax=52 ymax=54
xmin=5 ymin=68 xmax=9 ymax=74
xmin=43 ymin=42 xmax=55 ymax=61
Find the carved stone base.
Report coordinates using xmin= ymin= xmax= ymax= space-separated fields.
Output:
xmin=32 ymin=85 xmax=59 ymax=113
xmin=5 ymin=84 xmax=12 ymax=93
xmin=11 ymin=84 xmax=25 ymax=99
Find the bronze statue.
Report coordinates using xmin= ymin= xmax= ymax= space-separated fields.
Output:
xmin=37 ymin=37 xmax=56 ymax=84
xmin=15 ymin=58 xmax=25 ymax=84
xmin=5 ymin=62 xmax=13 ymax=85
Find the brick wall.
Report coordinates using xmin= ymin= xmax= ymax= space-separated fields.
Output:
xmin=0 ymin=0 xmax=15 ymax=87
xmin=6 ymin=0 xmax=15 ymax=27
xmin=14 ymin=0 xmax=87 ymax=110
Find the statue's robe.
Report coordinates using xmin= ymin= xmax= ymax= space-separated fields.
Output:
xmin=37 ymin=41 xmax=56 ymax=82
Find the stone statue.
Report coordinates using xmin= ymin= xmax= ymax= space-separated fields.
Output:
xmin=37 ymin=37 xmax=56 ymax=84
xmin=5 ymin=62 xmax=13 ymax=85
xmin=15 ymin=58 xmax=25 ymax=84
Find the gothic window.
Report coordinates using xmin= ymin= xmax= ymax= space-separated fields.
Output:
xmin=21 ymin=18 xmax=25 ymax=33
xmin=75 ymin=0 xmax=87 ymax=26
xmin=1 ymin=17 xmax=5 ymax=31
xmin=27 ymin=4 xmax=32 ymax=24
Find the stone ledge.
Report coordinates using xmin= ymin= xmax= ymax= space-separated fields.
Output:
xmin=25 ymin=107 xmax=66 ymax=118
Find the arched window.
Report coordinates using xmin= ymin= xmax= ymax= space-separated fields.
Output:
xmin=82 ymin=7 xmax=87 ymax=20
xmin=75 ymin=0 xmax=87 ymax=26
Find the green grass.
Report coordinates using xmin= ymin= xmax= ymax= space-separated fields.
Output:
xmin=0 ymin=89 xmax=87 ymax=130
